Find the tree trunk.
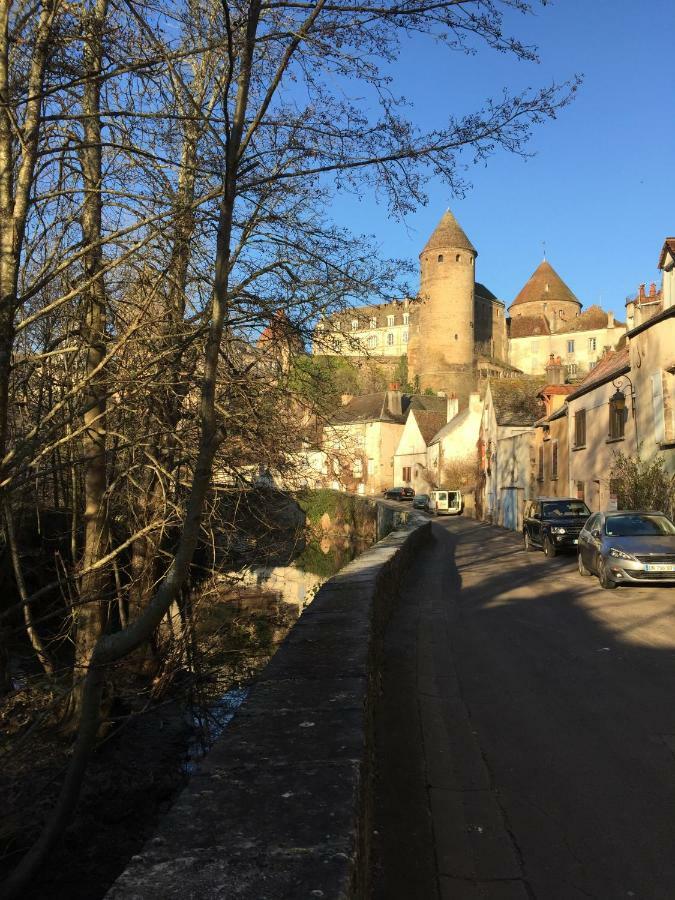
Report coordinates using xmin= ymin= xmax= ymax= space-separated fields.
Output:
xmin=68 ymin=0 xmax=110 ymax=725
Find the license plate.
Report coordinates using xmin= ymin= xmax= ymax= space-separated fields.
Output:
xmin=644 ymin=564 xmax=675 ymax=572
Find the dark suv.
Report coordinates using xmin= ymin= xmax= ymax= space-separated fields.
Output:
xmin=523 ymin=498 xmax=591 ymax=557
xmin=383 ymin=486 xmax=414 ymax=501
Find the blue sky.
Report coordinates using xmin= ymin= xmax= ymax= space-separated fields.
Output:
xmin=327 ymin=0 xmax=674 ymax=321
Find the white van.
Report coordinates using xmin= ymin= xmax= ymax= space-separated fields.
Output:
xmin=430 ymin=490 xmax=462 ymax=516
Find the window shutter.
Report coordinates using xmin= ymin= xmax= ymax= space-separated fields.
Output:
xmin=652 ymin=371 xmax=665 ymax=444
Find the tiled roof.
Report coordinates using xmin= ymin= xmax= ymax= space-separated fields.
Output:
xmin=413 ymin=409 xmax=448 ymax=445
xmin=330 ymin=392 xmax=405 ymax=425
xmin=658 ymin=238 xmax=675 ymax=269
xmin=421 ymin=210 xmax=476 ymax=255
xmin=562 ymin=304 xmax=622 ymax=333
xmin=538 ymin=384 xmax=575 ymax=397
xmin=510 ymin=260 xmax=581 ymax=309
xmin=407 ymin=394 xmax=448 ymax=415
xmin=566 ymin=348 xmax=630 ymax=401
xmin=490 ymin=378 xmax=547 ymax=426
xmin=508 ymin=315 xmax=551 ymax=338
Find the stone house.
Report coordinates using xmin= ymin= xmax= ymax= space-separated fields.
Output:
xmin=393 ymin=406 xmax=448 ymax=494
xmin=477 ymin=379 xmax=546 ymax=529
xmin=565 ymin=348 xmax=633 ymax=512
xmin=322 ymin=390 xmax=406 ymax=495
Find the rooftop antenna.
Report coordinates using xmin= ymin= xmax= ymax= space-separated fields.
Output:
xmin=542 ymin=240 xmax=546 ymax=261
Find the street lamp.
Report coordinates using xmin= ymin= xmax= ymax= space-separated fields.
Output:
xmin=611 ymin=374 xmax=638 ymax=450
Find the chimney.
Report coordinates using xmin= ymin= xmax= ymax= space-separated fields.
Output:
xmin=446 ymin=393 xmax=459 ymax=423
xmin=638 ymin=283 xmax=646 ymax=302
xmin=649 ymin=282 xmax=657 ymax=298
xmin=607 ymin=310 xmax=614 ymax=328
xmin=385 ymin=389 xmax=402 ymax=418
xmin=545 ymin=353 xmax=565 ymax=385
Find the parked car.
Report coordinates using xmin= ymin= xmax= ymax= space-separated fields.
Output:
xmin=412 ymin=493 xmax=430 ymax=510
xmin=383 ymin=486 xmax=415 ymax=501
xmin=429 ymin=490 xmax=462 ymax=516
xmin=523 ymin=497 xmax=591 ymax=557
xmin=577 ymin=510 xmax=675 ymax=590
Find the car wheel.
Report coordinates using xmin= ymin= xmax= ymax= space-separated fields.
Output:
xmin=598 ymin=559 xmax=617 ymax=590
xmin=524 ymin=531 xmax=534 ymax=552
xmin=543 ymin=535 xmax=557 ymax=558
xmin=578 ymin=552 xmax=591 ymax=576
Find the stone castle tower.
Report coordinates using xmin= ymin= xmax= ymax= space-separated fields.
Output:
xmin=407 ymin=210 xmax=477 ymax=403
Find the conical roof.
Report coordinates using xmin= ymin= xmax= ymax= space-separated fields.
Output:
xmin=421 ymin=209 xmax=476 ymax=256
xmin=510 ymin=260 xmax=581 ymax=309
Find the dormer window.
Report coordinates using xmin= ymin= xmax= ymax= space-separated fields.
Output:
xmin=403 ymin=313 xmax=409 ymax=325
xmin=386 ymin=314 xmax=395 ymax=327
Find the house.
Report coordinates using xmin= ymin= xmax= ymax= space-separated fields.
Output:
xmin=565 ymin=348 xmax=632 ymax=511
xmin=322 ymin=390 xmax=406 ymax=494
xmin=393 ymin=407 xmax=448 ymax=493
xmin=426 ymin=392 xmax=483 ymax=514
xmin=478 ymin=378 xmax=546 ymax=529
xmin=532 ymin=357 xmax=575 ymax=500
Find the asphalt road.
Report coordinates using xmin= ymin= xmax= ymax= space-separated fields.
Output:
xmin=372 ymin=514 xmax=675 ymax=900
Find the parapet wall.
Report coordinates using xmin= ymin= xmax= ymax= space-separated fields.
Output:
xmin=107 ymin=515 xmax=431 ymax=900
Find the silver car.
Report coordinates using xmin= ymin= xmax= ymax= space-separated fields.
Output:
xmin=577 ymin=510 xmax=675 ymax=590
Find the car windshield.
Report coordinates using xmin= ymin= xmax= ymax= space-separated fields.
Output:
xmin=605 ymin=514 xmax=675 ymax=537
xmin=543 ymin=500 xmax=590 ymax=518
xmin=415 ymin=494 xmax=428 ymax=500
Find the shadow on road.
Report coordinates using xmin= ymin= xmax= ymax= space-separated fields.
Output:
xmin=372 ymin=517 xmax=675 ymax=900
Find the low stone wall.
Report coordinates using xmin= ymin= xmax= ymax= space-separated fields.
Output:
xmin=107 ymin=516 xmax=431 ymax=900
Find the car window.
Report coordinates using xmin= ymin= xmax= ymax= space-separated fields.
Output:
xmin=437 ymin=492 xmax=447 ymax=500
xmin=542 ymin=500 xmax=591 ymax=518
xmin=605 ymin=514 xmax=675 ymax=536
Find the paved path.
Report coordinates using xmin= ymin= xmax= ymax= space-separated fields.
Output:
xmin=372 ymin=515 xmax=675 ymax=900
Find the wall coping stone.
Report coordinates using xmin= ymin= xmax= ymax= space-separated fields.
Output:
xmin=107 ymin=514 xmax=431 ymax=900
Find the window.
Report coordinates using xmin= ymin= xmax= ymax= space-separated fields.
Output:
xmin=402 ymin=466 xmax=412 ymax=482
xmin=574 ymin=409 xmax=586 ymax=448
xmin=588 ymin=336 xmax=597 ymax=352
xmin=537 ymin=445 xmax=544 ymax=482
xmin=386 ymin=314 xmax=395 ymax=327
xmin=567 ymin=340 xmax=575 ymax=354
xmin=351 ymin=318 xmax=358 ymax=331
xmin=403 ymin=312 xmax=409 ymax=325
xmin=369 ymin=316 xmax=377 ymax=328
xmin=387 ymin=333 xmax=394 ymax=346
xmin=455 ymin=254 xmax=461 ymax=262
xmin=576 ymin=481 xmax=585 ymax=501
xmin=367 ymin=334 xmax=377 ymax=349
xmin=367 ymin=458 xmax=375 ymax=476
xmin=437 ymin=254 xmax=444 ymax=263
xmin=566 ymin=363 xmax=578 ymax=376
xmin=608 ymin=396 xmax=625 ymax=440
xmin=402 ymin=330 xmax=409 ymax=343
xmin=551 ymin=440 xmax=558 ymax=480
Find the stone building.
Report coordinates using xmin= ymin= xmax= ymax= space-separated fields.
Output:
xmin=507 ymin=261 xmax=625 ymax=378
xmin=313 ymin=209 xmax=624 ymax=404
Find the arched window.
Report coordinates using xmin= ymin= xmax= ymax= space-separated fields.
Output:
xmin=454 ymin=333 xmax=458 ymax=340
xmin=437 ymin=254 xmax=444 ymax=263
xmin=456 ymin=254 xmax=461 ymax=262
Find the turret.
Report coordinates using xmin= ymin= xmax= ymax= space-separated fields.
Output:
xmin=407 ymin=210 xmax=476 ymax=401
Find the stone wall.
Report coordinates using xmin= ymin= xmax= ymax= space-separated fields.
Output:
xmin=107 ymin=516 xmax=431 ymax=900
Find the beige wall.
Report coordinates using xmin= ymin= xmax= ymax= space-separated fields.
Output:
xmin=533 ymin=413 xmax=571 ymax=501
xmin=394 ymin=413 xmax=433 ymax=492
xmin=509 ymin=324 xmax=625 ymax=377
xmin=316 ymin=300 xmax=413 ymax=358
xmin=628 ymin=312 xmax=675 ymax=475
xmin=566 ymin=377 xmax=637 ymax=513
xmin=322 ymin=420 xmax=404 ymax=495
